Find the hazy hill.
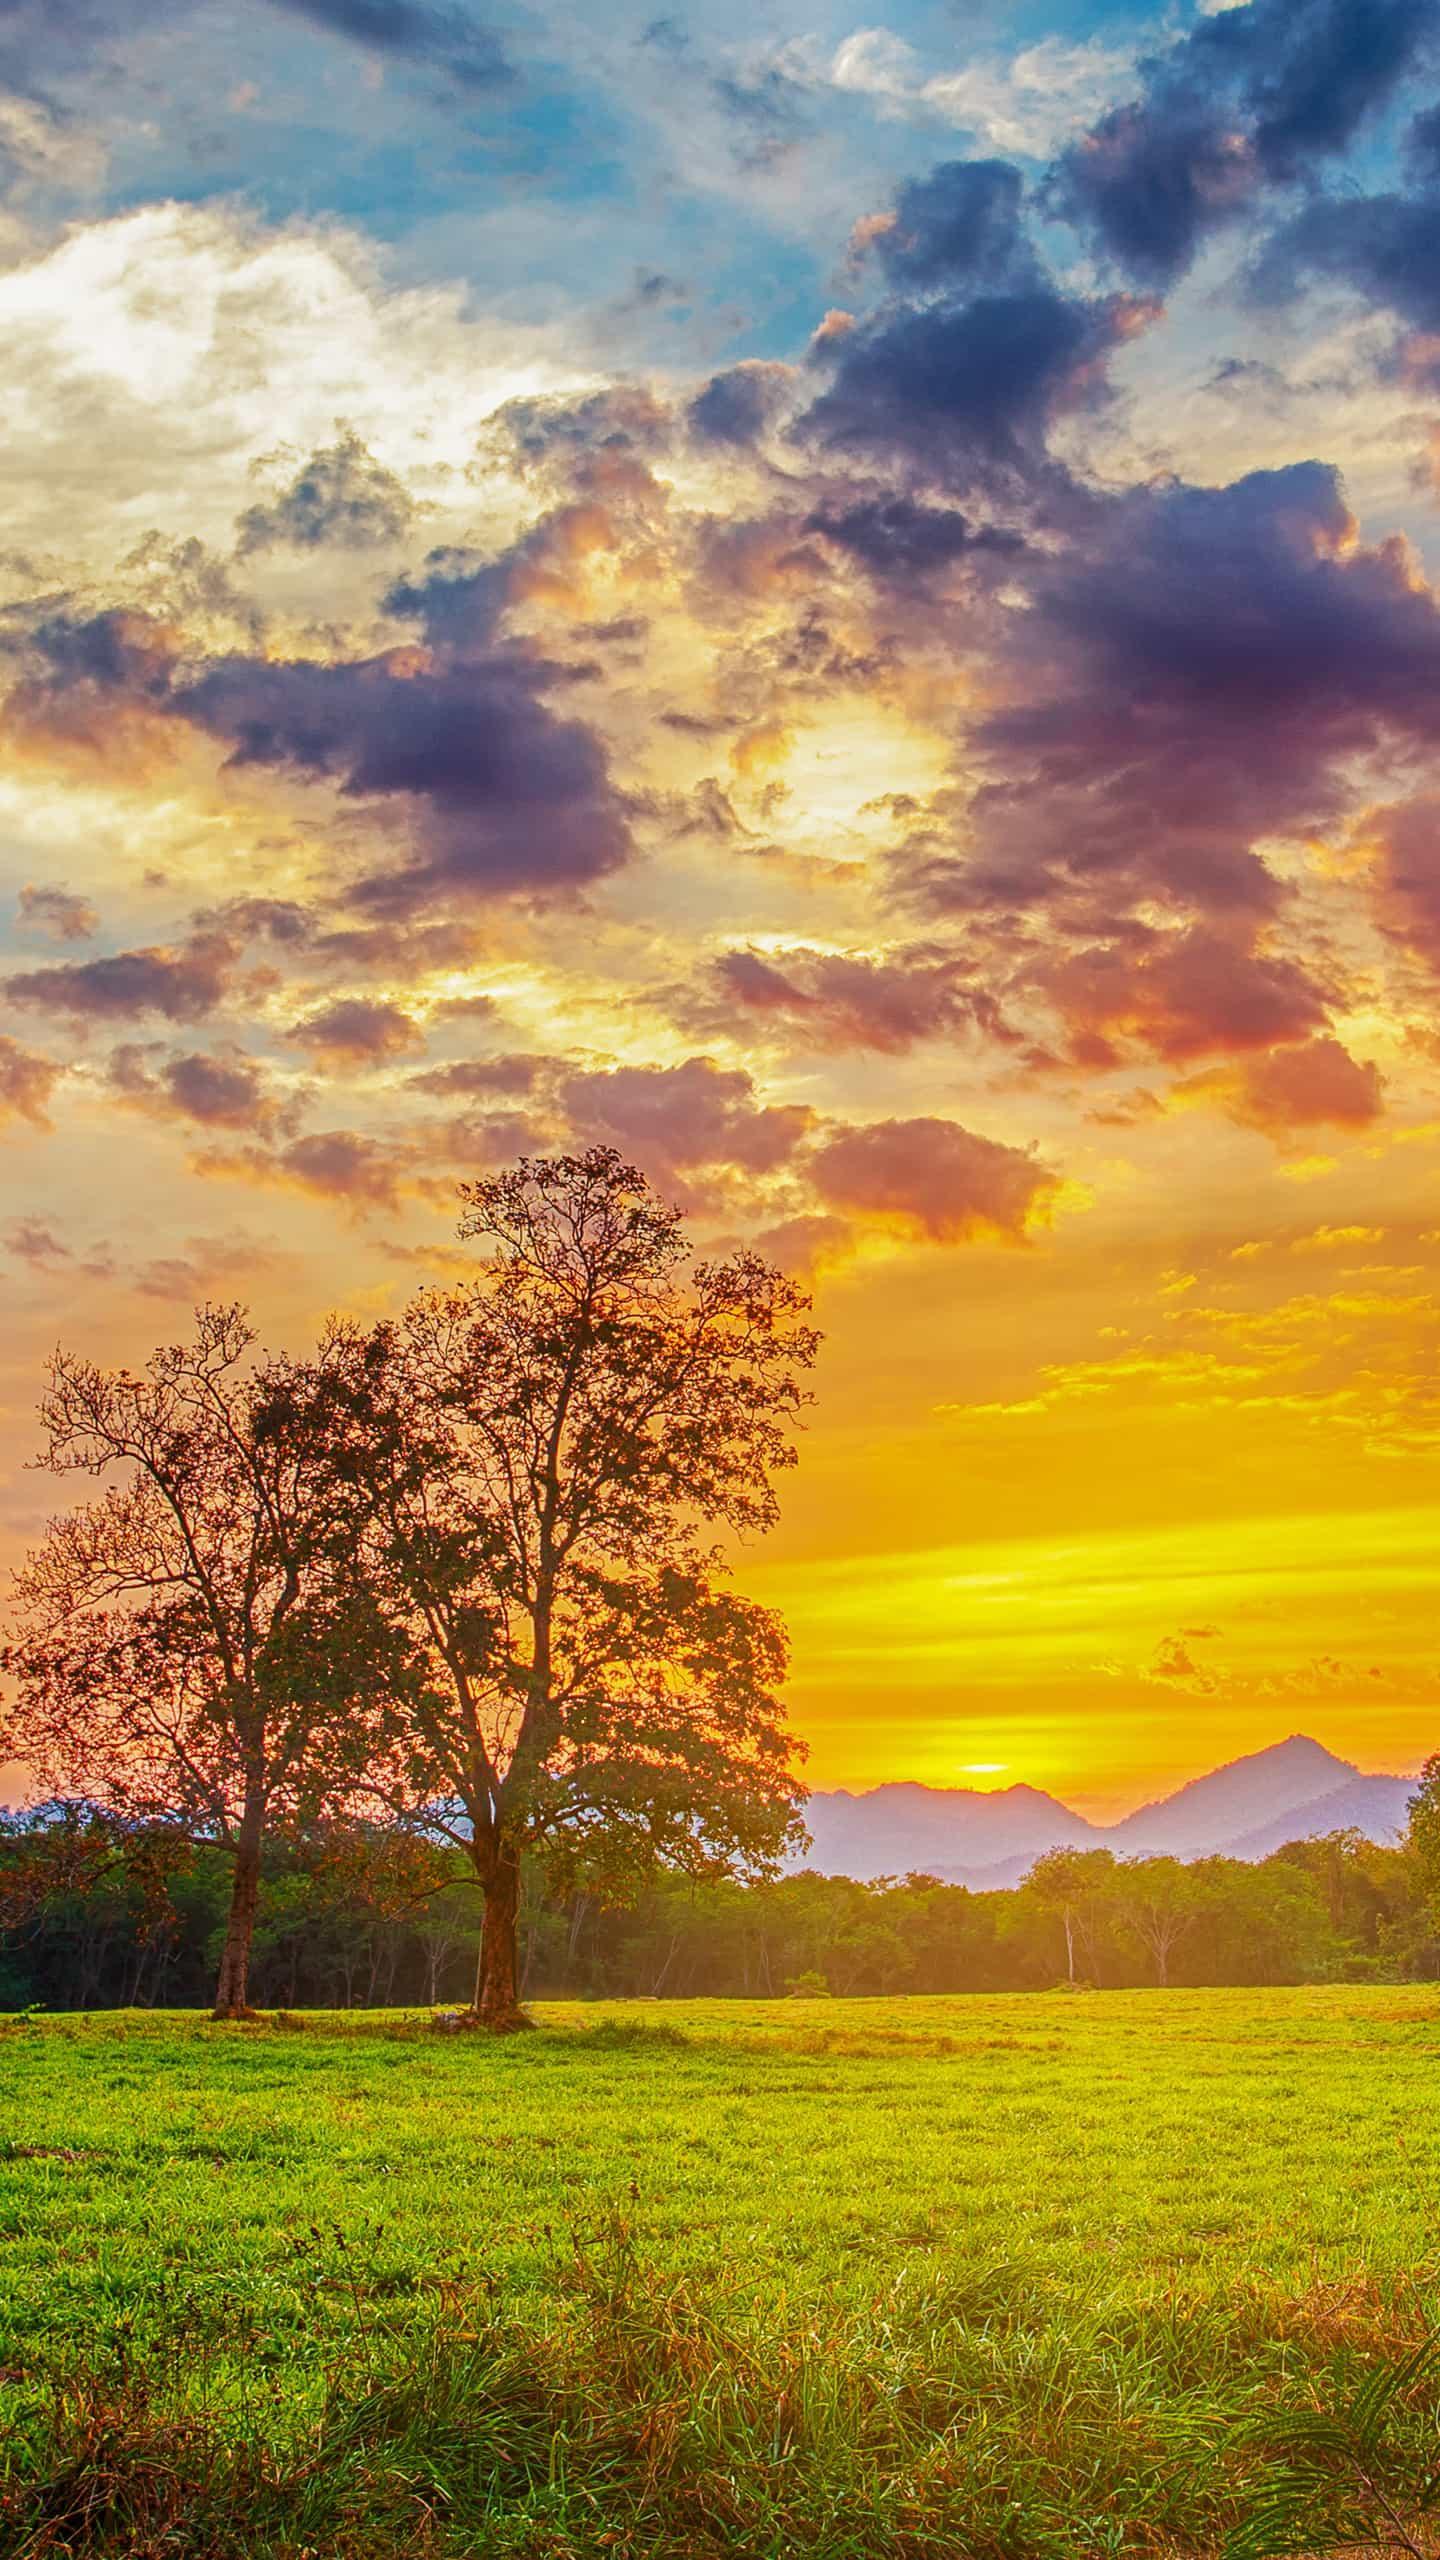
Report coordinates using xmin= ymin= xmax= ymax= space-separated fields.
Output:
xmin=1107 ymin=1736 xmax=1356 ymax=1856
xmin=798 ymin=1781 xmax=1099 ymax=1882
xmin=1218 ymin=1774 xmax=1415 ymax=1864
xmin=799 ymin=1736 xmax=1415 ymax=1886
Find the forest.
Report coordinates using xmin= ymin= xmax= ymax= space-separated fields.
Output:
xmin=4 ymin=1809 xmax=1436 ymax=2011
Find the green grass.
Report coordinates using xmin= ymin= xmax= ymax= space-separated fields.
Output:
xmin=4 ymin=1988 xmax=1440 ymax=2556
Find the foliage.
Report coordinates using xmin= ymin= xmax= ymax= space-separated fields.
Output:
xmin=3 ymin=1815 xmax=1434 ymax=2012
xmin=0 ymin=1307 xmax=404 ymax=2015
xmin=310 ymin=1148 xmax=820 ymax=2022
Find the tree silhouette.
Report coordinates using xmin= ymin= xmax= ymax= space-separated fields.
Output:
xmin=318 ymin=1149 xmax=820 ymax=2027
xmin=0 ymin=1306 xmax=397 ymax=2016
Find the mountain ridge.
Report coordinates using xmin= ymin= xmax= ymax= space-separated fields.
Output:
xmin=798 ymin=1736 xmax=1417 ymax=1886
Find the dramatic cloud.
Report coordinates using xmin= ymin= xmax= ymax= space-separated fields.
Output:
xmin=688 ymin=362 xmax=794 ymax=449
xmin=853 ymin=160 xmax=1037 ymax=295
xmin=235 ymin=431 xmax=416 ymax=555
xmin=1367 ymin=795 xmax=1440 ymax=969
xmin=918 ymin=463 xmax=1440 ymax=968
xmin=185 ymin=646 xmax=629 ymax=907
xmin=1052 ymin=0 xmax=1437 ymax=285
xmin=811 ymin=1116 xmax=1058 ymax=1242
xmin=561 ymin=1058 xmax=811 ymax=1187
xmin=108 ymin=1044 xmax=280 ymax=1131
xmin=804 ymin=493 xmax=1023 ymax=587
xmin=289 ymin=998 xmax=425 ymax=1063
xmin=7 ymin=611 xmax=631 ymax=911
xmin=1033 ymin=926 xmax=1334 ymax=1071
xmin=1260 ymin=104 xmax=1440 ymax=348
xmin=708 ymin=943 xmax=1007 ymax=1056
xmin=4 ymin=933 xmax=235 ymax=1025
xmin=1186 ymin=1036 xmax=1385 ymax=1140
xmin=799 ymin=283 xmax=1141 ymax=498
xmin=201 ymin=1127 xmax=412 ymax=1209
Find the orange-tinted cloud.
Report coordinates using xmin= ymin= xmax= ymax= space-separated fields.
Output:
xmin=1183 ymin=1035 xmax=1384 ymax=1140
xmin=0 ymin=1035 xmax=61 ymax=1128
xmin=812 ymin=1115 xmax=1057 ymax=1242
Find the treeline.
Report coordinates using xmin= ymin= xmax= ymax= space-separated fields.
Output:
xmin=4 ymin=1811 xmax=1436 ymax=2011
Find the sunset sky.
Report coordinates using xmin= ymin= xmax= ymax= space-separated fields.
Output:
xmin=6 ymin=0 xmax=1440 ymax=1816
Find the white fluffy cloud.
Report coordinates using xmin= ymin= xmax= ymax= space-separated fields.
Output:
xmin=0 ymin=201 xmax=596 ymax=563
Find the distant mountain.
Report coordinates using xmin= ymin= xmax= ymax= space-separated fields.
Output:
xmin=798 ymin=1736 xmax=1418 ymax=1886
xmin=799 ymin=1781 xmax=1099 ymax=1882
xmin=1108 ymin=1735 xmax=1356 ymax=1857
xmin=1219 ymin=1774 xmax=1415 ymax=1864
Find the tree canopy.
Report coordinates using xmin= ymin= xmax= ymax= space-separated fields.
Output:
xmin=311 ymin=1147 xmax=821 ymax=2022
xmin=0 ymin=1305 xmax=402 ymax=2015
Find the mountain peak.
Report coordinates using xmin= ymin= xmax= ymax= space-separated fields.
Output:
xmin=1108 ymin=1734 xmax=1359 ymax=1855
xmin=798 ymin=1733 xmax=1397 ymax=1885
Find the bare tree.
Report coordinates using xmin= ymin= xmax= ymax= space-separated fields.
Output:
xmin=315 ymin=1149 xmax=820 ymax=2028
xmin=0 ymin=1305 xmax=395 ymax=2016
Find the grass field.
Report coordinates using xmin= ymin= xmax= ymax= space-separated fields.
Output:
xmin=5 ymin=1989 xmax=1440 ymax=2557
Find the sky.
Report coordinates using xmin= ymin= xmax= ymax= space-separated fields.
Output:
xmin=4 ymin=0 xmax=1440 ymax=1817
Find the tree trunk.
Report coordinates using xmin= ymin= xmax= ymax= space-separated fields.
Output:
xmin=1063 ymin=1908 xmax=1075 ymax=1984
xmin=212 ymin=1798 xmax=263 ymax=2019
xmin=473 ymin=1835 xmax=533 ymax=2031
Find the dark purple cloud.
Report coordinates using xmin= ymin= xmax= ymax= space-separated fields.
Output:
xmin=4 ymin=932 xmax=235 ymax=1024
xmin=1051 ymin=0 xmax=1436 ymax=287
xmin=862 ymin=159 xmax=1036 ymax=294
xmin=1259 ymin=114 xmax=1440 ymax=340
xmin=108 ymin=1043 xmax=278 ymax=1130
xmin=688 ymin=361 xmax=794 ymax=448
xmin=918 ymin=463 xmax=1440 ymax=955
xmin=183 ymin=648 xmax=628 ymax=907
xmin=288 ymin=997 xmax=425 ymax=1062
xmin=7 ymin=609 xmax=631 ymax=912
xmin=798 ymin=286 xmax=1141 ymax=498
xmin=804 ymin=493 xmax=1023 ymax=586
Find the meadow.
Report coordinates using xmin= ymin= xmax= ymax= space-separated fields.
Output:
xmin=4 ymin=1989 xmax=1440 ymax=2558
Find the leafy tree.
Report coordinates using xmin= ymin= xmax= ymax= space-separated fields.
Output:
xmin=1024 ymin=1846 xmax=1118 ymax=1984
xmin=1406 ymin=1755 xmax=1440 ymax=1920
xmin=0 ymin=1306 xmax=399 ymax=2016
xmin=1111 ymin=1855 xmax=1201 ymax=1987
xmin=315 ymin=1149 xmax=820 ymax=2027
